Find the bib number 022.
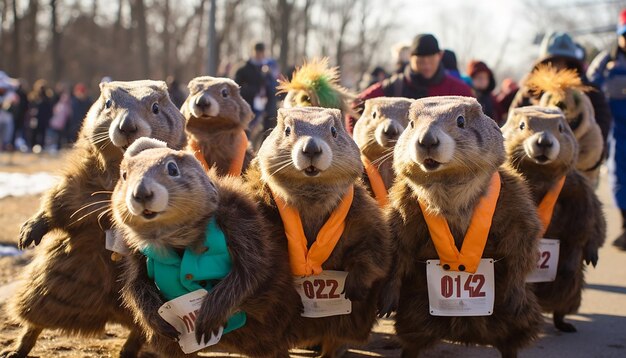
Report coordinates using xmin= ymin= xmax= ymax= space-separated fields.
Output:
xmin=294 ymin=270 xmax=352 ymax=318
xmin=302 ymin=278 xmax=341 ymax=299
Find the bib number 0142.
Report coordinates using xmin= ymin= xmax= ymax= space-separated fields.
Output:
xmin=426 ymin=258 xmax=495 ymax=317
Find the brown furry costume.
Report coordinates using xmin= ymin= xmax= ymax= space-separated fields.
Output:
xmin=353 ymin=97 xmax=413 ymax=196
xmin=380 ymin=96 xmax=543 ymax=358
xmin=503 ymin=106 xmax=606 ymax=332
xmin=525 ymin=65 xmax=605 ymax=186
xmin=245 ymin=107 xmax=391 ymax=357
xmin=1 ymin=81 xmax=187 ymax=358
xmin=112 ymin=138 xmax=299 ymax=358
xmin=181 ymin=76 xmax=255 ymax=176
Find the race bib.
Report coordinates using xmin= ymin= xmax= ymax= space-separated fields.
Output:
xmin=158 ymin=289 xmax=223 ymax=354
xmin=105 ymin=229 xmax=129 ymax=255
xmin=293 ymin=270 xmax=352 ymax=318
xmin=426 ymin=258 xmax=495 ymax=316
xmin=526 ymin=239 xmax=560 ymax=283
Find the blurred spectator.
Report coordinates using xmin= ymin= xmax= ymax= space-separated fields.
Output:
xmin=0 ymin=72 xmax=18 ymax=151
xmin=510 ymin=31 xmax=612 ymax=145
xmin=69 ymin=83 xmax=92 ymax=144
xmin=350 ymin=34 xmax=473 ymax=133
xmin=442 ymin=50 xmax=461 ymax=79
xmin=48 ymin=90 xmax=72 ymax=152
xmin=587 ymin=9 xmax=626 ymax=250
xmin=359 ymin=66 xmax=388 ymax=91
xmin=495 ymin=78 xmax=519 ymax=125
xmin=29 ymin=79 xmax=54 ymax=152
xmin=9 ymin=79 xmax=29 ymax=151
xmin=235 ymin=42 xmax=276 ymax=135
xmin=166 ymin=76 xmax=186 ymax=109
xmin=467 ymin=60 xmax=502 ymax=124
xmin=391 ymin=42 xmax=411 ymax=74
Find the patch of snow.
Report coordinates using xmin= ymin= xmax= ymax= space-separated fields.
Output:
xmin=0 ymin=244 xmax=22 ymax=257
xmin=0 ymin=172 xmax=59 ymax=199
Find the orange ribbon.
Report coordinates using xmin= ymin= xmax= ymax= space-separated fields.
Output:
xmin=419 ymin=172 xmax=501 ymax=273
xmin=536 ymin=176 xmax=565 ymax=237
xmin=271 ymin=186 xmax=354 ymax=276
xmin=361 ymin=155 xmax=389 ymax=207
xmin=189 ymin=130 xmax=248 ymax=176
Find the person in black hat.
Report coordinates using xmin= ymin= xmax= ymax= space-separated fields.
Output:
xmin=347 ymin=34 xmax=473 ymax=133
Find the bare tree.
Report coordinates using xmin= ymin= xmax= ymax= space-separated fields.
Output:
xmin=50 ymin=0 xmax=62 ymax=82
xmin=130 ymin=0 xmax=150 ymax=78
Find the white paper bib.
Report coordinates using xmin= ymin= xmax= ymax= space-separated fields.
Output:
xmin=426 ymin=258 xmax=495 ymax=316
xmin=293 ymin=270 xmax=352 ymax=318
xmin=526 ymin=238 xmax=560 ymax=283
xmin=158 ymin=289 xmax=223 ymax=354
xmin=105 ymin=229 xmax=129 ymax=255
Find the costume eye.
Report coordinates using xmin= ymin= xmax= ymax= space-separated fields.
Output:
xmin=221 ymin=88 xmax=228 ymax=98
xmin=409 ymin=120 xmax=415 ymax=128
xmin=558 ymin=123 xmax=564 ymax=133
xmin=152 ymin=102 xmax=159 ymax=114
xmin=372 ymin=111 xmax=377 ymax=119
xmin=519 ymin=121 xmax=526 ymax=130
xmin=121 ymin=170 xmax=127 ymax=181
xmin=285 ymin=126 xmax=291 ymax=136
xmin=105 ymin=99 xmax=112 ymax=109
xmin=300 ymin=94 xmax=310 ymax=103
xmin=167 ymin=161 xmax=180 ymax=177
xmin=456 ymin=116 xmax=465 ymax=128
xmin=331 ymin=126 xmax=338 ymax=138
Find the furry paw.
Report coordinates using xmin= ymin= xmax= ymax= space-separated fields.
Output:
xmin=377 ymin=285 xmax=399 ymax=318
xmin=554 ymin=320 xmax=577 ymax=333
xmin=0 ymin=350 xmax=24 ymax=358
xmin=18 ymin=213 xmax=49 ymax=249
xmin=343 ymin=274 xmax=369 ymax=301
xmin=584 ymin=244 xmax=599 ymax=267
xmin=194 ymin=300 xmax=228 ymax=345
xmin=153 ymin=317 xmax=180 ymax=341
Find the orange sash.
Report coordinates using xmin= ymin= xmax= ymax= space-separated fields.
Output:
xmin=419 ymin=172 xmax=501 ymax=273
xmin=272 ymin=186 xmax=354 ymax=276
xmin=361 ymin=155 xmax=389 ymax=207
xmin=189 ymin=130 xmax=248 ymax=176
xmin=536 ymin=176 xmax=566 ymax=237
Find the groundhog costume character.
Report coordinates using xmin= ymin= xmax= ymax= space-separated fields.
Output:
xmin=379 ymin=96 xmax=543 ymax=358
xmin=112 ymin=138 xmax=299 ymax=357
xmin=181 ymin=76 xmax=255 ymax=176
xmin=2 ymin=81 xmax=187 ymax=358
xmin=503 ymin=106 xmax=606 ymax=332
xmin=245 ymin=107 xmax=391 ymax=357
xmin=524 ymin=64 xmax=605 ymax=186
xmin=277 ymin=57 xmax=356 ymax=116
xmin=353 ymin=97 xmax=413 ymax=206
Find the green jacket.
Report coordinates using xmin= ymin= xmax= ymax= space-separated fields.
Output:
xmin=141 ymin=217 xmax=246 ymax=333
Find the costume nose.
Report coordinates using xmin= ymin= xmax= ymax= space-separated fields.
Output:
xmin=119 ymin=116 xmax=137 ymax=135
xmin=132 ymin=182 xmax=153 ymax=203
xmin=195 ymin=94 xmax=211 ymax=109
xmin=383 ymin=123 xmax=400 ymax=138
xmin=536 ymin=132 xmax=554 ymax=148
xmin=418 ymin=131 xmax=440 ymax=149
xmin=302 ymin=138 xmax=322 ymax=159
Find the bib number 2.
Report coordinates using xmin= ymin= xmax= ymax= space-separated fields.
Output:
xmin=294 ymin=270 xmax=352 ymax=318
xmin=426 ymin=259 xmax=495 ymax=316
xmin=526 ymin=239 xmax=560 ymax=283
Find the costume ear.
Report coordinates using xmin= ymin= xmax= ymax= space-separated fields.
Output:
xmin=125 ymin=137 xmax=167 ymax=158
xmin=235 ymin=85 xmax=254 ymax=125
